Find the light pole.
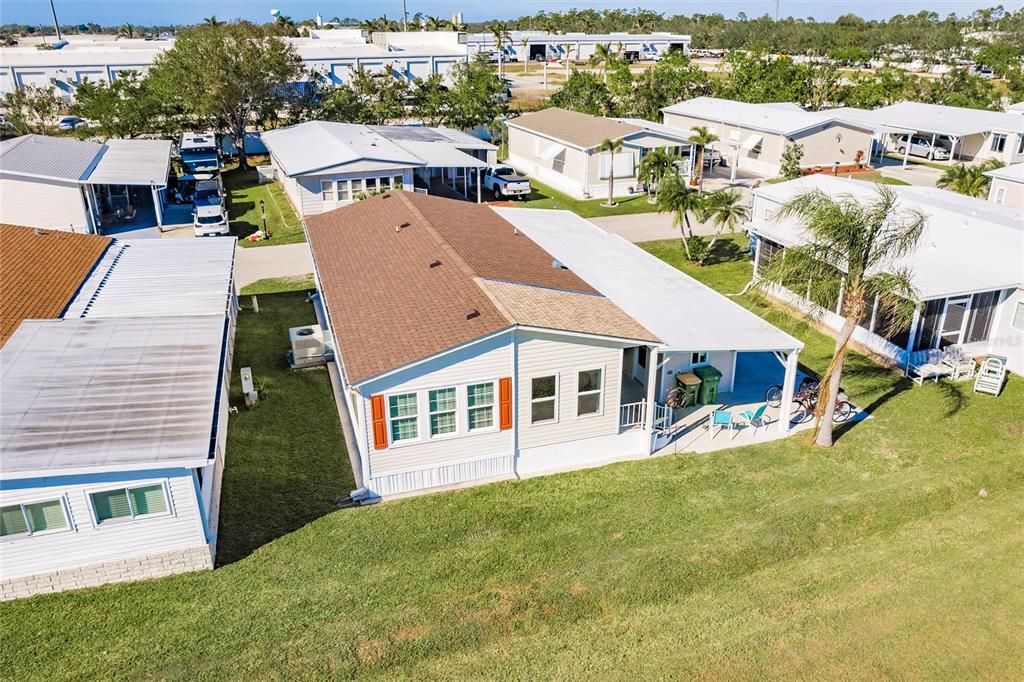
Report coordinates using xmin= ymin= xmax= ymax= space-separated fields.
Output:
xmin=260 ymin=199 xmax=270 ymax=239
xmin=48 ymin=0 xmax=63 ymax=41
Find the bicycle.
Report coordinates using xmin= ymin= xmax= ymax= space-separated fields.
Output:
xmin=765 ymin=376 xmax=818 ymax=408
xmin=766 ymin=377 xmax=852 ymax=424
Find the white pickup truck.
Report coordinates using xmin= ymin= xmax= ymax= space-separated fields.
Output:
xmin=482 ymin=166 xmax=532 ymax=199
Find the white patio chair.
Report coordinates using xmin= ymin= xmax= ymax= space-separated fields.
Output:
xmin=974 ymin=357 xmax=1007 ymax=396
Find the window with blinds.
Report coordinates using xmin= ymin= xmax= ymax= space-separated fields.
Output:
xmin=90 ymin=484 xmax=169 ymax=525
xmin=0 ymin=499 xmax=69 ymax=537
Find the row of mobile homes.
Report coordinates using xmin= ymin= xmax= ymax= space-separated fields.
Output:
xmin=467 ymin=30 xmax=690 ymax=63
xmin=0 ymin=226 xmax=237 ymax=600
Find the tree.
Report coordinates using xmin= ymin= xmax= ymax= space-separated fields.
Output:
xmin=320 ymin=65 xmax=409 ymax=125
xmin=118 ymin=24 xmax=136 ymax=40
xmin=656 ymin=172 xmax=705 ymax=262
xmin=974 ymin=42 xmax=1022 ymax=77
xmin=637 ymin=149 xmax=675 ymax=203
xmin=520 ymin=37 xmax=531 ymax=75
xmin=204 ymin=16 xmax=221 ymax=27
xmin=760 ymin=187 xmax=925 ymax=447
xmin=688 ymin=125 xmax=719 ymax=192
xmin=589 ymin=43 xmax=615 ymax=84
xmin=595 ymin=137 xmax=624 ymax=207
xmin=148 ymin=22 xmax=303 ymax=169
xmin=549 ymin=71 xmax=613 ymax=116
xmin=71 ymin=72 xmax=167 ymax=138
xmin=936 ymin=161 xmax=1001 ymax=197
xmin=630 ymin=52 xmax=712 ymax=119
xmin=489 ymin=22 xmax=512 ymax=78
xmin=926 ymin=68 xmax=1002 ymax=111
xmin=695 ymin=189 xmax=749 ymax=264
xmin=445 ymin=56 xmax=508 ymax=130
xmin=780 ymin=143 xmax=805 ymax=180
xmin=410 ymin=74 xmax=449 ymax=127
xmin=1 ymin=84 xmax=67 ymax=134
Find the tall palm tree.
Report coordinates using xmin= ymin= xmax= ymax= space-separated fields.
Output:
xmin=637 ymin=149 xmax=675 ymax=204
xmin=489 ymin=22 xmax=512 ymax=78
xmin=520 ymin=37 xmax=531 ymax=75
xmin=203 ymin=16 xmax=221 ymax=27
xmin=589 ymin=43 xmax=614 ymax=84
xmin=936 ymin=161 xmax=1000 ymax=198
xmin=759 ymin=187 xmax=926 ymax=447
xmin=425 ymin=16 xmax=445 ymax=31
xmin=695 ymin=189 xmax=749 ymax=264
xmin=117 ymin=23 xmax=136 ymax=39
xmin=688 ymin=125 xmax=719 ymax=192
xmin=656 ymin=173 xmax=705 ymax=262
xmin=563 ymin=44 xmax=577 ymax=79
xmin=596 ymin=137 xmax=625 ymax=207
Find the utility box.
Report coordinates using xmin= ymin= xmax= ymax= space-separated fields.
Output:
xmin=692 ymin=365 xmax=722 ymax=405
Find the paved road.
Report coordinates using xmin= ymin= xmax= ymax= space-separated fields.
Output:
xmin=876 ymin=165 xmax=944 ymax=187
xmin=234 ymin=242 xmax=314 ymax=288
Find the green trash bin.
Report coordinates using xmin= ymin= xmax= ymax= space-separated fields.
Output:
xmin=675 ymin=372 xmax=701 ymax=406
xmin=692 ymin=365 xmax=723 ymax=405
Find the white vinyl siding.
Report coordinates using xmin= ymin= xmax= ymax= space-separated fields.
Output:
xmin=0 ymin=176 xmax=90 ymax=232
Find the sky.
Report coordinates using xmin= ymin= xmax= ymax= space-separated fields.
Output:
xmin=2 ymin=0 xmax=1022 ymax=27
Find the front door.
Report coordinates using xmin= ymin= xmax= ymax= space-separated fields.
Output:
xmin=938 ymin=296 xmax=970 ymax=348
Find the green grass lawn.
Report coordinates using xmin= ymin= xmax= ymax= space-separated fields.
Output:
xmin=240 ymin=274 xmax=316 ymax=296
xmin=517 ymin=178 xmax=662 ymax=218
xmin=223 ymin=165 xmax=305 ymax=248
xmin=848 ymin=170 xmax=912 ymax=186
xmin=2 ymin=250 xmax=1022 ymax=680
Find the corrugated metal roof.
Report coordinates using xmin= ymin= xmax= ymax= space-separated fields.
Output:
xmin=0 ymin=316 xmax=224 ymax=478
xmin=393 ymin=140 xmax=488 ymax=168
xmin=262 ymin=121 xmax=423 ymax=176
xmin=662 ymin=97 xmax=858 ymax=136
xmin=0 ymin=134 xmax=103 ymax=181
xmin=868 ymin=101 xmax=1024 ymax=137
xmin=63 ymin=237 xmax=236 ymax=319
xmin=85 ymin=139 xmax=172 ymax=186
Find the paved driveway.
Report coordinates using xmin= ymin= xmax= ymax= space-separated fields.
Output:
xmin=234 ymin=242 xmax=314 ymax=288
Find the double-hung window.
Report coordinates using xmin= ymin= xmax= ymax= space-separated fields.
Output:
xmin=90 ymin=484 xmax=168 ymax=525
xmin=337 ymin=180 xmax=351 ymax=202
xmin=466 ymin=382 xmax=495 ymax=431
xmin=1017 ymin=134 xmax=1024 ymax=155
xmin=690 ymin=352 xmax=709 ymax=366
xmin=576 ymin=368 xmax=603 ymax=417
xmin=991 ymin=133 xmax=1007 ymax=153
xmin=530 ymin=375 xmax=558 ymax=423
xmin=428 ymin=387 xmax=457 ymax=437
xmin=388 ymin=393 xmax=419 ymax=442
xmin=392 ymin=175 xmax=403 ymax=190
xmin=1 ymin=499 xmax=69 ymax=537
xmin=320 ymin=180 xmax=336 ymax=202
xmin=351 ymin=178 xmax=364 ymax=197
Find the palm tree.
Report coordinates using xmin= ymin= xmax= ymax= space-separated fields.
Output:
xmin=520 ymin=37 xmax=531 ymax=75
xmin=637 ymin=149 xmax=675 ymax=204
xmin=656 ymin=173 xmax=705 ymax=262
xmin=117 ymin=24 xmax=136 ymax=39
xmin=596 ymin=137 xmax=625 ymax=207
xmin=425 ymin=16 xmax=446 ymax=31
xmin=489 ymin=22 xmax=512 ymax=78
xmin=695 ymin=189 xmax=749 ymax=263
xmin=563 ymin=44 xmax=577 ymax=79
xmin=759 ymin=187 xmax=926 ymax=447
xmin=936 ymin=161 xmax=1000 ymax=198
xmin=688 ymin=125 xmax=719 ymax=193
xmin=203 ymin=16 xmax=221 ymax=27
xmin=589 ymin=43 xmax=614 ymax=84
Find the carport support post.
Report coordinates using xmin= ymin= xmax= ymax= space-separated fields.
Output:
xmin=151 ymin=185 xmax=163 ymax=227
xmin=476 ymin=168 xmax=482 ymax=203
xmin=929 ymin=133 xmax=937 ymax=161
xmin=776 ymin=349 xmax=799 ymax=433
xmin=643 ymin=347 xmax=660 ymax=453
xmin=950 ymin=136 xmax=960 ymax=161
xmin=902 ymin=134 xmax=911 ymax=168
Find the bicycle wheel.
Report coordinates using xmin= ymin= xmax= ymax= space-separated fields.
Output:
xmin=832 ymin=401 xmax=852 ymax=423
xmin=789 ymin=400 xmax=811 ymax=424
xmin=765 ymin=385 xmax=783 ymax=407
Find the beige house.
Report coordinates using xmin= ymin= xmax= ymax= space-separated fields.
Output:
xmin=506 ymin=108 xmax=695 ymax=199
xmin=985 ymin=162 xmax=1023 ymax=209
xmin=662 ymin=97 xmax=874 ymax=177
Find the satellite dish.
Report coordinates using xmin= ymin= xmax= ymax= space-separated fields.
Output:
xmin=270 ymin=8 xmax=280 ymax=16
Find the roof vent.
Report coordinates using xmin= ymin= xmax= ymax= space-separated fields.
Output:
xmin=33 ymin=228 xmax=44 ymax=236
xmin=513 ymin=226 xmax=518 ymax=235
xmin=429 ymin=259 xmax=441 ymax=268
xmin=466 ymin=309 xmax=480 ymax=320
xmin=382 ymin=192 xmax=391 ymax=199
xmin=552 ymin=259 xmax=568 ymax=270
xmin=395 ymin=221 xmax=410 ymax=233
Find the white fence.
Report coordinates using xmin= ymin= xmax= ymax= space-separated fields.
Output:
xmin=619 ymin=400 xmax=646 ymax=428
xmin=653 ymin=402 xmax=673 ymax=434
xmin=256 ymin=165 xmax=277 ymax=184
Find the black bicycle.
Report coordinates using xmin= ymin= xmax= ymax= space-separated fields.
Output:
xmin=766 ymin=377 xmax=852 ymax=424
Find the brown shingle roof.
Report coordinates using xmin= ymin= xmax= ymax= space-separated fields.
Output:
xmin=508 ymin=107 xmax=642 ymax=150
xmin=305 ymin=192 xmax=658 ymax=384
xmin=0 ymin=225 xmax=111 ymax=347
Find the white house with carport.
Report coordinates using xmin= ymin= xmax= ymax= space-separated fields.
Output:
xmin=304 ymin=191 xmax=803 ymax=499
xmin=0 ymin=134 xmax=173 ymax=234
xmin=984 ymin=162 xmax=1023 ymax=209
xmin=262 ymin=121 xmax=497 ymax=216
xmin=747 ymin=175 xmax=1024 ymax=376
xmin=661 ymin=97 xmax=876 ymax=178
xmin=0 ymin=226 xmax=238 ymax=600
xmin=829 ymin=102 xmax=1024 ymax=166
xmin=505 ymin=107 xmax=696 ymax=199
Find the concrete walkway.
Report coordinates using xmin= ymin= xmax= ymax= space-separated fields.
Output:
xmin=234 ymin=242 xmax=313 ymax=288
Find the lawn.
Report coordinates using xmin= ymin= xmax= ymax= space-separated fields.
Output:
xmin=2 ymin=256 xmax=1022 ymax=680
xmin=517 ymin=178 xmax=663 ymax=218
xmin=848 ymin=170 xmax=911 ymax=186
xmin=223 ymin=164 xmax=305 ymax=247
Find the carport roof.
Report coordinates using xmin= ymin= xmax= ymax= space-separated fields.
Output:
xmin=843 ymin=102 xmax=1024 ymax=138
xmin=85 ymin=139 xmax=173 ymax=186
xmin=0 ymin=134 xmax=103 ymax=181
xmin=494 ymin=207 xmax=804 ymax=353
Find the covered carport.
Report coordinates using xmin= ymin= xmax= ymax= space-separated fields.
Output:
xmin=82 ymin=139 xmax=173 ymax=234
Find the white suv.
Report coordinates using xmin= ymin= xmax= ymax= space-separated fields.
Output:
xmin=896 ymin=135 xmax=951 ymax=160
xmin=193 ymin=204 xmax=229 ymax=237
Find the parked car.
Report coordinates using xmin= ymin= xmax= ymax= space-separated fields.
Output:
xmin=193 ymin=179 xmax=223 ymax=207
xmin=56 ymin=116 xmax=87 ymax=130
xmin=896 ymin=135 xmax=951 ymax=160
xmin=0 ymin=114 xmax=13 ymax=131
xmin=193 ymin=204 xmax=230 ymax=237
xmin=482 ymin=165 xmax=532 ymax=199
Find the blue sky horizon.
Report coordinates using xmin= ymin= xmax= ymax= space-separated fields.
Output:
xmin=2 ymin=1 xmax=1022 ymax=27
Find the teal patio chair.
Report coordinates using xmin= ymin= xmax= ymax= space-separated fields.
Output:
xmin=710 ymin=409 xmax=734 ymax=438
xmin=735 ymin=403 xmax=769 ymax=434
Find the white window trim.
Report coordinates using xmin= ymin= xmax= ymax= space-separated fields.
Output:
xmin=466 ymin=380 xmax=497 ymax=433
xmin=990 ymin=133 xmax=1007 ymax=153
xmin=690 ymin=351 xmax=710 ymax=367
xmin=427 ymin=386 xmax=459 ymax=440
xmin=575 ymin=366 xmax=605 ymax=419
xmin=84 ymin=480 xmax=175 ymax=528
xmin=337 ymin=179 xmax=351 ymax=202
xmin=529 ymin=373 xmax=560 ymax=425
xmin=1012 ymin=301 xmax=1024 ymax=333
xmin=994 ymin=186 xmax=1006 ymax=205
xmin=0 ymin=495 xmax=73 ymax=540
xmin=320 ymin=179 xmax=336 ymax=202
xmin=386 ymin=391 xmax=421 ymax=446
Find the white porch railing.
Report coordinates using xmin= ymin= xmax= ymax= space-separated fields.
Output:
xmin=413 ymin=187 xmax=429 ymax=195
xmin=653 ymin=402 xmax=673 ymax=434
xmin=619 ymin=400 xmax=646 ymax=428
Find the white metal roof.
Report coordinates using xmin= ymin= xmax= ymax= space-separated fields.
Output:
xmin=750 ymin=175 xmax=1024 ymax=299
xmin=85 ymin=139 xmax=172 ymax=186
xmin=612 ymin=118 xmax=698 ymax=144
xmin=0 ymin=134 xmax=102 ymax=181
xmin=0 ymin=315 xmax=224 ymax=479
xmin=858 ymin=102 xmax=1024 ymax=137
xmin=63 ymin=237 xmax=236 ymax=319
xmin=825 ymin=107 xmax=916 ymax=136
xmin=661 ymin=97 xmax=859 ymax=136
xmin=391 ymin=141 xmax=488 ymax=168
xmin=984 ymin=162 xmax=1024 ymax=184
xmin=494 ymin=207 xmax=804 ymax=353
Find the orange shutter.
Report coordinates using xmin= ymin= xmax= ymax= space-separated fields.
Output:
xmin=370 ymin=394 xmax=388 ymax=449
xmin=499 ymin=377 xmax=513 ymax=430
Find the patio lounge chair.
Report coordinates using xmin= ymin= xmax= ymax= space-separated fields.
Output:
xmin=974 ymin=357 xmax=1007 ymax=396
xmin=906 ymin=346 xmax=976 ymax=386
xmin=709 ymin=409 xmax=734 ymax=438
xmin=735 ymin=404 xmax=769 ymax=434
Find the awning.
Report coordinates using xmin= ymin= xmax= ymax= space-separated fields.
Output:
xmin=84 ymin=139 xmax=172 ymax=186
xmin=539 ymin=143 xmax=567 ymax=160
xmin=740 ymin=134 xmax=764 ymax=150
xmin=398 ymin=140 xmax=489 ymax=168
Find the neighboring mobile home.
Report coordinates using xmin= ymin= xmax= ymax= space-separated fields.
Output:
xmin=747 ymin=175 xmax=1024 ymax=375
xmin=985 ymin=162 xmax=1023 ymax=209
xmin=0 ymin=226 xmax=237 ymax=600
xmin=261 ymin=121 xmax=497 ymax=216
xmin=304 ymin=191 xmax=803 ymax=498
xmin=661 ymin=97 xmax=875 ymax=177
xmin=505 ymin=107 xmax=696 ymax=199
